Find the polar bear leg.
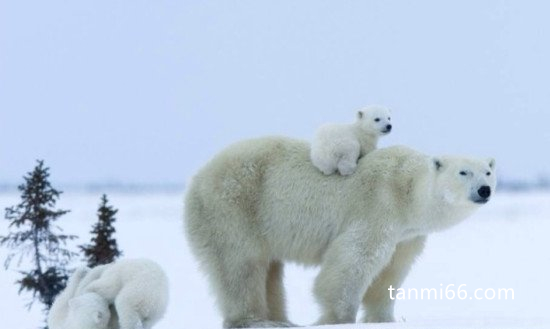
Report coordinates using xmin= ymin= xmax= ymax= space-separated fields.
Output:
xmin=196 ymin=228 xmax=275 ymax=327
xmin=336 ymin=143 xmax=360 ymax=176
xmin=313 ymin=230 xmax=396 ymax=325
xmin=311 ymin=152 xmax=337 ymax=175
xmin=319 ymin=161 xmax=337 ymax=175
xmin=188 ymin=191 xmax=293 ymax=327
xmin=209 ymin=254 xmax=295 ymax=328
xmin=265 ymin=261 xmax=288 ymax=323
xmin=215 ymin=257 xmax=271 ymax=328
xmin=337 ymin=158 xmax=357 ymax=176
xmin=115 ymin=292 xmax=143 ymax=329
xmin=362 ymin=236 xmax=426 ymax=323
xmin=361 ymin=236 xmax=426 ymax=323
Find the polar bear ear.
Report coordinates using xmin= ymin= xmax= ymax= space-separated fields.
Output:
xmin=433 ymin=158 xmax=443 ymax=171
xmin=357 ymin=111 xmax=364 ymax=119
xmin=487 ymin=158 xmax=496 ymax=169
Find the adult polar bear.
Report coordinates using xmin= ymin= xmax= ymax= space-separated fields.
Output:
xmin=184 ymin=137 xmax=496 ymax=328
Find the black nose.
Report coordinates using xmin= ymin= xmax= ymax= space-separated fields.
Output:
xmin=478 ymin=185 xmax=491 ymax=199
xmin=386 ymin=124 xmax=392 ymax=131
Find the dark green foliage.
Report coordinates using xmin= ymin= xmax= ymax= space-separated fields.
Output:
xmin=18 ymin=267 xmax=70 ymax=308
xmin=79 ymin=194 xmax=122 ymax=267
xmin=0 ymin=160 xmax=78 ymax=314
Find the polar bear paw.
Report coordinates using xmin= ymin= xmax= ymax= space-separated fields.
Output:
xmin=337 ymin=160 xmax=357 ymax=176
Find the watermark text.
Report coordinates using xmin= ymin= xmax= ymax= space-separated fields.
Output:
xmin=388 ymin=284 xmax=514 ymax=300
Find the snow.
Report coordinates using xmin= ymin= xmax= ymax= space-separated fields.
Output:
xmin=1 ymin=190 xmax=549 ymax=329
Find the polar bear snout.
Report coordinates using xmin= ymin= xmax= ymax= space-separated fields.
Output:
xmin=382 ymin=124 xmax=392 ymax=134
xmin=478 ymin=185 xmax=491 ymax=198
xmin=474 ymin=185 xmax=491 ymax=203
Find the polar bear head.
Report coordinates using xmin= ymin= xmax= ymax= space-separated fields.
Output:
xmin=432 ymin=156 xmax=496 ymax=207
xmin=64 ymin=293 xmax=110 ymax=329
xmin=357 ymin=105 xmax=392 ymax=136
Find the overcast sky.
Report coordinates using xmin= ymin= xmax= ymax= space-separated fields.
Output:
xmin=2 ymin=1 xmax=549 ymax=186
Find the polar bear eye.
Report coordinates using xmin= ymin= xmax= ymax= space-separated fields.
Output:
xmin=374 ymin=118 xmax=381 ymax=122
xmin=486 ymin=172 xmax=491 ymax=176
xmin=459 ymin=171 xmax=467 ymax=176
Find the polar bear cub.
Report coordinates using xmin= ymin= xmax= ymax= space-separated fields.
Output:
xmin=63 ymin=293 xmax=111 ymax=329
xmin=48 ymin=267 xmax=111 ymax=329
xmin=310 ymin=105 xmax=392 ymax=175
xmin=83 ymin=258 xmax=169 ymax=329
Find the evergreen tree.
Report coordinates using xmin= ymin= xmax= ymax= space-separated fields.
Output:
xmin=0 ymin=160 xmax=77 ymax=313
xmin=79 ymin=194 xmax=122 ymax=267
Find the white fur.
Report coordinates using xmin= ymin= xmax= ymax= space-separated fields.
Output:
xmin=310 ymin=105 xmax=392 ymax=175
xmin=48 ymin=267 xmax=111 ymax=329
xmin=83 ymin=259 xmax=169 ymax=329
xmin=49 ymin=259 xmax=168 ymax=329
xmin=63 ymin=293 xmax=111 ymax=329
xmin=184 ymin=137 xmax=496 ymax=327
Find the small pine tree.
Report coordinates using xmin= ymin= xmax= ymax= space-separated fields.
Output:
xmin=79 ymin=194 xmax=122 ymax=267
xmin=0 ymin=160 xmax=77 ymax=314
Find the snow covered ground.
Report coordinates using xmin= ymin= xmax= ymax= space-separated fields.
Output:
xmin=1 ymin=190 xmax=549 ymax=329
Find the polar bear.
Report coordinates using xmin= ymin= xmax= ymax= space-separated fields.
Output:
xmin=184 ymin=137 xmax=496 ymax=328
xmin=74 ymin=264 xmax=119 ymax=329
xmin=83 ymin=259 xmax=169 ymax=329
xmin=48 ymin=267 xmax=111 ymax=329
xmin=310 ymin=105 xmax=392 ymax=175
xmin=50 ymin=259 xmax=168 ymax=329
xmin=62 ymin=293 xmax=111 ymax=329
